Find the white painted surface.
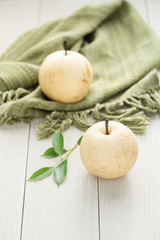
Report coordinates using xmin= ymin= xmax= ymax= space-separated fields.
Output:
xmin=0 ymin=0 xmax=39 ymax=55
xmin=0 ymin=1 xmax=38 ymax=239
xmin=147 ymin=0 xmax=160 ymax=37
xmin=99 ymin=115 xmax=160 ymax=240
xmin=0 ymin=123 xmax=29 ymax=239
xmin=99 ymin=1 xmax=160 ymax=239
xmin=22 ymin=120 xmax=99 ymax=240
xmin=0 ymin=0 xmax=160 ymax=239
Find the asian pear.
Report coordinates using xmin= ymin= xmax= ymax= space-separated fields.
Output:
xmin=39 ymin=41 xmax=92 ymax=103
xmin=80 ymin=120 xmax=139 ymax=179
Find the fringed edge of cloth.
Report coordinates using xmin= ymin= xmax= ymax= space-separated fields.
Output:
xmin=37 ymin=87 xmax=160 ymax=139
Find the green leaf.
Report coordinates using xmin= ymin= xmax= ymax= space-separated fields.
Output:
xmin=42 ymin=148 xmax=67 ymax=159
xmin=52 ymin=131 xmax=64 ymax=155
xmin=54 ymin=159 xmax=67 ymax=187
xmin=27 ymin=167 xmax=54 ymax=181
xmin=77 ymin=136 xmax=83 ymax=145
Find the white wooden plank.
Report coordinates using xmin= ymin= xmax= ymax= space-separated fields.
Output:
xmin=21 ymin=1 xmax=99 ymax=239
xmin=99 ymin=115 xmax=160 ymax=240
xmin=21 ymin=119 xmax=99 ymax=240
xmin=40 ymin=0 xmax=94 ymax=23
xmin=99 ymin=1 xmax=160 ymax=239
xmin=0 ymin=0 xmax=39 ymax=55
xmin=0 ymin=1 xmax=39 ymax=239
xmin=147 ymin=0 xmax=160 ymax=37
xmin=0 ymin=124 xmax=30 ymax=239
xmin=19 ymin=0 xmax=160 ymax=240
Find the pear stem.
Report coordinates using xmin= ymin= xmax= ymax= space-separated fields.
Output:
xmin=64 ymin=40 xmax=67 ymax=55
xmin=105 ymin=119 xmax=109 ymax=135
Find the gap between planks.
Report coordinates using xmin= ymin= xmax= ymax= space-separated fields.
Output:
xmin=97 ymin=177 xmax=101 ymax=240
xmin=18 ymin=0 xmax=103 ymax=237
xmin=20 ymin=124 xmax=31 ymax=240
xmin=19 ymin=1 xmax=44 ymax=239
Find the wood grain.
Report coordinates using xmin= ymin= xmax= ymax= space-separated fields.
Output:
xmin=21 ymin=119 xmax=99 ymax=240
xmin=0 ymin=0 xmax=39 ymax=55
xmin=99 ymin=1 xmax=160 ymax=239
xmin=0 ymin=1 xmax=38 ymax=239
xmin=99 ymin=115 xmax=160 ymax=240
xmin=0 ymin=123 xmax=29 ymax=239
xmin=21 ymin=1 xmax=100 ymax=238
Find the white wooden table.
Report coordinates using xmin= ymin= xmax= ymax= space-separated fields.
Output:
xmin=0 ymin=0 xmax=160 ymax=239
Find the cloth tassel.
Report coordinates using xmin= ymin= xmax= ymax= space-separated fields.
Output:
xmin=0 ymin=111 xmax=31 ymax=124
xmin=37 ymin=87 xmax=160 ymax=138
xmin=0 ymin=88 xmax=29 ymax=106
xmin=37 ymin=112 xmax=73 ymax=139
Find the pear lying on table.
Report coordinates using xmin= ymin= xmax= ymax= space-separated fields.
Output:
xmin=39 ymin=50 xmax=92 ymax=103
xmin=80 ymin=120 xmax=139 ymax=179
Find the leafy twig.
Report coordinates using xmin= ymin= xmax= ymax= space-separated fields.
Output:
xmin=27 ymin=131 xmax=83 ymax=187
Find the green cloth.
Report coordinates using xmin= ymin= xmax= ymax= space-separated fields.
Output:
xmin=0 ymin=0 xmax=160 ymax=138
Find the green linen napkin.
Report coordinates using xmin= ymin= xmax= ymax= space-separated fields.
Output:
xmin=0 ymin=0 xmax=160 ymax=138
